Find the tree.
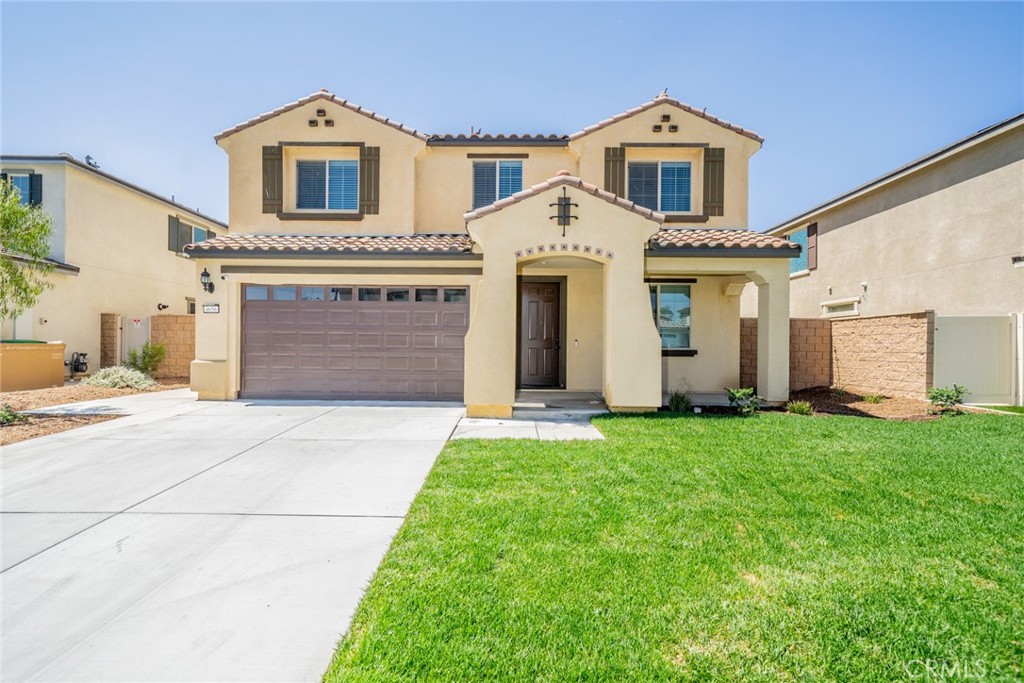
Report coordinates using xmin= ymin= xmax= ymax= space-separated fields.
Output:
xmin=0 ymin=179 xmax=54 ymax=320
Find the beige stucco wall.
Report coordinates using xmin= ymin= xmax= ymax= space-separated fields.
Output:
xmin=219 ymin=99 xmax=425 ymax=235
xmin=742 ymin=125 xmax=1024 ymax=319
xmin=0 ymin=161 xmax=222 ymax=371
xmin=414 ymin=146 xmax=578 ymax=233
xmin=569 ymin=101 xmax=761 ymax=228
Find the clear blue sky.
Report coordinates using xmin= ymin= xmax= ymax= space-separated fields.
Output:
xmin=3 ymin=2 xmax=1021 ymax=229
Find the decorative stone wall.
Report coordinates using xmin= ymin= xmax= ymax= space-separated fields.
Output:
xmin=831 ymin=312 xmax=934 ymax=399
xmin=149 ymin=315 xmax=195 ymax=380
xmin=740 ymin=318 xmax=832 ymax=391
xmin=100 ymin=313 xmax=119 ymax=369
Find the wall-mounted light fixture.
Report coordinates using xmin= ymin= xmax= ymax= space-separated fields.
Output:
xmin=548 ymin=187 xmax=579 ymax=237
xmin=200 ymin=268 xmax=215 ymax=294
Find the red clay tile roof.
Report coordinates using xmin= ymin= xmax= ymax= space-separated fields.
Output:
xmin=427 ymin=133 xmax=568 ymax=146
xmin=570 ymin=92 xmax=764 ymax=144
xmin=650 ymin=228 xmax=798 ymax=252
xmin=214 ymin=90 xmax=428 ymax=143
xmin=183 ymin=233 xmax=474 ymax=256
xmin=463 ymin=173 xmax=665 ymax=223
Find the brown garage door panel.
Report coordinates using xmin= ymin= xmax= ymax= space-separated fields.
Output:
xmin=241 ymin=285 xmax=469 ymax=400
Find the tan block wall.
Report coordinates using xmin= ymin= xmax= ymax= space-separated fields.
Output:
xmin=831 ymin=312 xmax=934 ymax=399
xmin=740 ymin=318 xmax=832 ymax=391
xmin=100 ymin=313 xmax=119 ymax=368
xmin=150 ymin=315 xmax=195 ymax=379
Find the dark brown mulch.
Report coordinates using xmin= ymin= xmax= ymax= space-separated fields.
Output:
xmin=791 ymin=387 xmax=939 ymax=421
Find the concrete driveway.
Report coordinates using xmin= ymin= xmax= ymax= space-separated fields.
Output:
xmin=1 ymin=390 xmax=463 ymax=682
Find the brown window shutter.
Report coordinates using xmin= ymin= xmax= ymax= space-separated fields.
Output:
xmin=703 ymin=148 xmax=725 ymax=216
xmin=167 ymin=216 xmax=180 ymax=251
xmin=604 ymin=147 xmax=625 ymax=196
xmin=359 ymin=146 xmax=380 ymax=215
xmin=262 ymin=146 xmax=282 ymax=214
xmin=806 ymin=222 xmax=818 ymax=270
xmin=177 ymin=220 xmax=191 ymax=252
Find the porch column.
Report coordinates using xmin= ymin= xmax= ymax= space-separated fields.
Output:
xmin=463 ymin=250 xmax=517 ymax=418
xmin=602 ymin=247 xmax=662 ymax=412
xmin=755 ymin=263 xmax=790 ymax=403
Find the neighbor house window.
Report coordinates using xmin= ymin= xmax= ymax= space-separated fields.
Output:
xmin=186 ymin=298 xmax=196 ymax=315
xmin=472 ymin=160 xmax=522 ymax=209
xmin=788 ymin=228 xmax=809 ymax=274
xmin=296 ymin=160 xmax=358 ymax=211
xmin=628 ymin=162 xmax=691 ymax=213
xmin=649 ymin=284 xmax=692 ymax=350
xmin=9 ymin=174 xmax=31 ymax=205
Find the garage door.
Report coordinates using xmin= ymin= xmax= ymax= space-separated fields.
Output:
xmin=241 ymin=284 xmax=469 ymax=400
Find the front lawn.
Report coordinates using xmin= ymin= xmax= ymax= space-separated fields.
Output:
xmin=326 ymin=413 xmax=1024 ymax=682
xmin=980 ymin=405 xmax=1024 ymax=415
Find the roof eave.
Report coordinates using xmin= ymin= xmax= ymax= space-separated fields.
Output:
xmin=646 ymin=247 xmax=798 ymax=258
xmin=184 ymin=249 xmax=481 ymax=260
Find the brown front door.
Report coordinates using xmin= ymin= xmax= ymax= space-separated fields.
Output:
xmin=519 ymin=282 xmax=560 ymax=387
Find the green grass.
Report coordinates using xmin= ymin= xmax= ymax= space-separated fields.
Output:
xmin=980 ymin=405 xmax=1024 ymax=415
xmin=326 ymin=413 xmax=1024 ymax=682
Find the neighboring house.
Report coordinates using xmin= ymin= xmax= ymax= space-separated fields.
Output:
xmin=186 ymin=90 xmax=798 ymax=416
xmin=740 ymin=114 xmax=1024 ymax=405
xmin=0 ymin=155 xmax=227 ymax=373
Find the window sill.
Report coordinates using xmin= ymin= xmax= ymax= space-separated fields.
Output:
xmin=790 ymin=269 xmax=812 ymax=280
xmin=662 ymin=349 xmax=697 ymax=357
xmin=278 ymin=212 xmax=364 ymax=221
xmin=663 ymin=214 xmax=710 ymax=224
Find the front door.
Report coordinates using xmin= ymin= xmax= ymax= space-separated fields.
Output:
xmin=519 ymin=282 xmax=560 ymax=387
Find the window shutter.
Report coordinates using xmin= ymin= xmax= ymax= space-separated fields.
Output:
xmin=472 ymin=162 xmax=497 ymax=209
xmin=703 ymin=148 xmax=725 ymax=216
xmin=177 ymin=220 xmax=191 ymax=252
xmin=359 ymin=146 xmax=380 ymax=215
xmin=262 ymin=145 xmax=282 ymax=214
xmin=604 ymin=147 xmax=625 ymax=196
xmin=807 ymin=222 xmax=818 ymax=270
xmin=168 ymin=216 xmax=180 ymax=251
xmin=29 ymin=173 xmax=43 ymax=206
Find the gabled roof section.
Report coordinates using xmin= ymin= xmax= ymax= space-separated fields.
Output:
xmin=463 ymin=172 xmax=665 ymax=223
xmin=183 ymin=233 xmax=474 ymax=258
xmin=214 ymin=90 xmax=429 ymax=143
xmin=570 ymin=92 xmax=764 ymax=144
xmin=1 ymin=154 xmax=227 ymax=228
xmin=767 ymin=112 xmax=1024 ymax=235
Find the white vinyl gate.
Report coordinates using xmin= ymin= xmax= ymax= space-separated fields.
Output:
xmin=933 ymin=315 xmax=1022 ymax=406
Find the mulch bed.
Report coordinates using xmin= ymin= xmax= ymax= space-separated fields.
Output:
xmin=791 ymin=387 xmax=939 ymax=421
xmin=0 ymin=378 xmax=189 ymax=446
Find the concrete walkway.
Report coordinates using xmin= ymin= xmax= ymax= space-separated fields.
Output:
xmin=451 ymin=390 xmax=607 ymax=440
xmin=1 ymin=393 xmax=463 ymax=682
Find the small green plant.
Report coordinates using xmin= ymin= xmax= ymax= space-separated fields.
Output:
xmin=126 ymin=342 xmax=166 ymax=377
xmin=725 ymin=387 xmax=764 ymax=416
xmin=831 ymin=385 xmax=847 ymax=397
xmin=786 ymin=400 xmax=813 ymax=415
xmin=929 ymin=384 xmax=968 ymax=414
xmin=0 ymin=404 xmax=28 ymax=426
xmin=863 ymin=394 xmax=885 ymax=404
xmin=667 ymin=388 xmax=693 ymax=412
xmin=83 ymin=366 xmax=158 ymax=390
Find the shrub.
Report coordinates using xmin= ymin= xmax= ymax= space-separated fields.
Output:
xmin=786 ymin=400 xmax=813 ymax=415
xmin=126 ymin=342 xmax=166 ymax=377
xmin=725 ymin=387 xmax=764 ymax=416
xmin=929 ymin=384 xmax=968 ymax=413
xmin=863 ymin=394 xmax=885 ymax=404
xmin=831 ymin=385 xmax=847 ymax=397
xmin=0 ymin=404 xmax=28 ymax=425
xmin=83 ymin=366 xmax=158 ymax=390
xmin=667 ymin=388 xmax=693 ymax=412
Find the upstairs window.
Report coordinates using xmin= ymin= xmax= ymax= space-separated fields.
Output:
xmin=296 ymin=160 xmax=358 ymax=211
xmin=10 ymin=174 xmax=31 ymax=205
xmin=628 ymin=161 xmax=691 ymax=213
xmin=472 ymin=160 xmax=522 ymax=209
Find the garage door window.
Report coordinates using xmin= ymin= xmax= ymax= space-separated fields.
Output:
xmin=444 ymin=288 xmax=468 ymax=303
xmin=358 ymin=287 xmax=381 ymax=302
xmin=301 ymin=287 xmax=325 ymax=301
xmin=273 ymin=287 xmax=296 ymax=301
xmin=387 ymin=288 xmax=410 ymax=302
xmin=416 ymin=288 xmax=438 ymax=302
xmin=245 ymin=286 xmax=269 ymax=301
xmin=330 ymin=287 xmax=352 ymax=301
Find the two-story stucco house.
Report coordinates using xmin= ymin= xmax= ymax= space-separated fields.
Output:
xmin=1 ymin=154 xmax=227 ymax=372
xmin=186 ymin=90 xmax=798 ymax=417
